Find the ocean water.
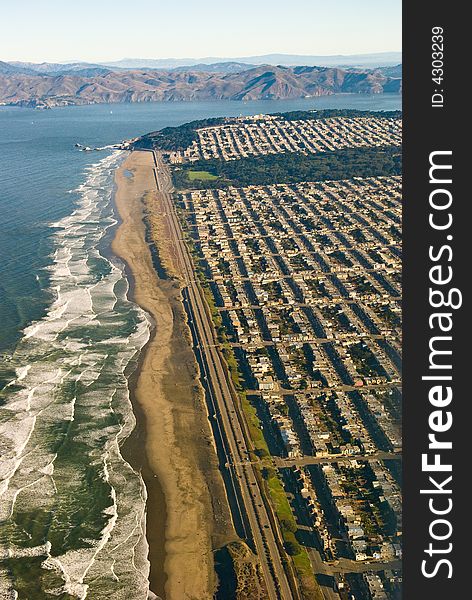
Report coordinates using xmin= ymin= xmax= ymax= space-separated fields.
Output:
xmin=0 ymin=94 xmax=401 ymax=599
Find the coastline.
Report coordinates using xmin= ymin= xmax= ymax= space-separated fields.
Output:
xmin=111 ymin=151 xmax=235 ymax=599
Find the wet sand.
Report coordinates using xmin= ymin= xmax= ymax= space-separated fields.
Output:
xmin=112 ymin=151 xmax=234 ymax=600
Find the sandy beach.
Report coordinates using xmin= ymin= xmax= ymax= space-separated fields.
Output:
xmin=112 ymin=151 xmax=235 ymax=600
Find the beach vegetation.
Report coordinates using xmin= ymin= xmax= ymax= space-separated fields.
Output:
xmin=280 ymin=517 xmax=298 ymax=533
xmin=262 ymin=466 xmax=276 ymax=480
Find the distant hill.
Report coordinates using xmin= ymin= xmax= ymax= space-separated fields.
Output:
xmin=172 ymin=62 xmax=255 ymax=73
xmin=7 ymin=61 xmax=112 ymax=76
xmin=4 ymin=60 xmax=252 ymax=76
xmin=0 ymin=64 xmax=401 ymax=108
xmin=378 ymin=64 xmax=402 ymax=78
xmin=9 ymin=61 xmax=103 ymax=72
xmin=103 ymin=52 xmax=402 ymax=70
xmin=57 ymin=67 xmax=112 ymax=77
xmin=0 ymin=61 xmax=38 ymax=76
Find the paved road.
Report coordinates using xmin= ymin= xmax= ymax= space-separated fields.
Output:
xmin=331 ymin=557 xmax=402 ymax=575
xmin=245 ymin=382 xmax=402 ymax=395
xmin=151 ymin=151 xmax=295 ymax=600
xmin=229 ymin=335 xmax=388 ymax=346
xmin=274 ymin=451 xmax=401 ymax=467
xmin=305 ymin=539 xmax=401 ymax=576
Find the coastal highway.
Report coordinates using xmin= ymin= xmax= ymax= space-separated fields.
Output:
xmin=150 ymin=150 xmax=295 ymax=600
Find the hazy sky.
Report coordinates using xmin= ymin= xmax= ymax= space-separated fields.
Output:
xmin=1 ymin=0 xmax=401 ymax=63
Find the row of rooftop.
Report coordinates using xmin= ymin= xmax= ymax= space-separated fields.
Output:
xmin=178 ymin=174 xmax=402 ymax=571
xmin=169 ymin=115 xmax=402 ymax=162
xmin=284 ymin=465 xmax=401 ymax=598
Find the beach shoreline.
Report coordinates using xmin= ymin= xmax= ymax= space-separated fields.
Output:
xmin=111 ymin=151 xmax=234 ymax=600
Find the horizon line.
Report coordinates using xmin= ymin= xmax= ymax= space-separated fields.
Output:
xmin=5 ymin=50 xmax=402 ymax=65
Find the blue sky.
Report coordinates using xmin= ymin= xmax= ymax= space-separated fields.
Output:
xmin=2 ymin=0 xmax=401 ymax=63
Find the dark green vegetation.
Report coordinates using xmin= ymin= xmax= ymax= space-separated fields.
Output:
xmin=133 ymin=117 xmax=229 ymax=151
xmin=172 ymin=146 xmax=402 ymax=189
xmin=277 ymin=109 xmax=402 ymax=121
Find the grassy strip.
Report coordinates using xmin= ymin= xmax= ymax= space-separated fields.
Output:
xmin=187 ymin=170 xmax=219 ymax=181
xmin=264 ymin=472 xmax=324 ymax=599
xmin=240 ymin=393 xmax=270 ymax=459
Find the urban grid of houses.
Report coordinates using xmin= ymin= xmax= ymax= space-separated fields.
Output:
xmin=175 ymin=114 xmax=403 ymax=599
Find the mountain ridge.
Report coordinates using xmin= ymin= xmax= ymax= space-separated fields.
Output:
xmin=0 ymin=64 xmax=402 ymax=108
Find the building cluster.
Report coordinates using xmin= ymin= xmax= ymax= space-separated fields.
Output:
xmin=176 ymin=114 xmax=403 ymax=593
xmin=287 ymin=464 xmax=402 ymax=599
xmin=322 ymin=461 xmax=401 ymax=562
xmin=294 ymin=390 xmax=375 ymax=458
xmin=181 ymin=174 xmax=402 ymax=572
xmin=171 ymin=115 xmax=402 ymax=162
xmin=293 ymin=465 xmax=335 ymax=557
xmin=365 ymin=573 xmax=389 ymax=599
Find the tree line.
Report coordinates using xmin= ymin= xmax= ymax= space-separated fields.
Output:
xmin=173 ymin=145 xmax=402 ymax=189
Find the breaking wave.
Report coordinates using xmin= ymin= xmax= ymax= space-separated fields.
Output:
xmin=0 ymin=152 xmax=151 ymax=599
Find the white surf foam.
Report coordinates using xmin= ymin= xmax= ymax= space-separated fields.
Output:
xmin=0 ymin=151 xmax=152 ymax=600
